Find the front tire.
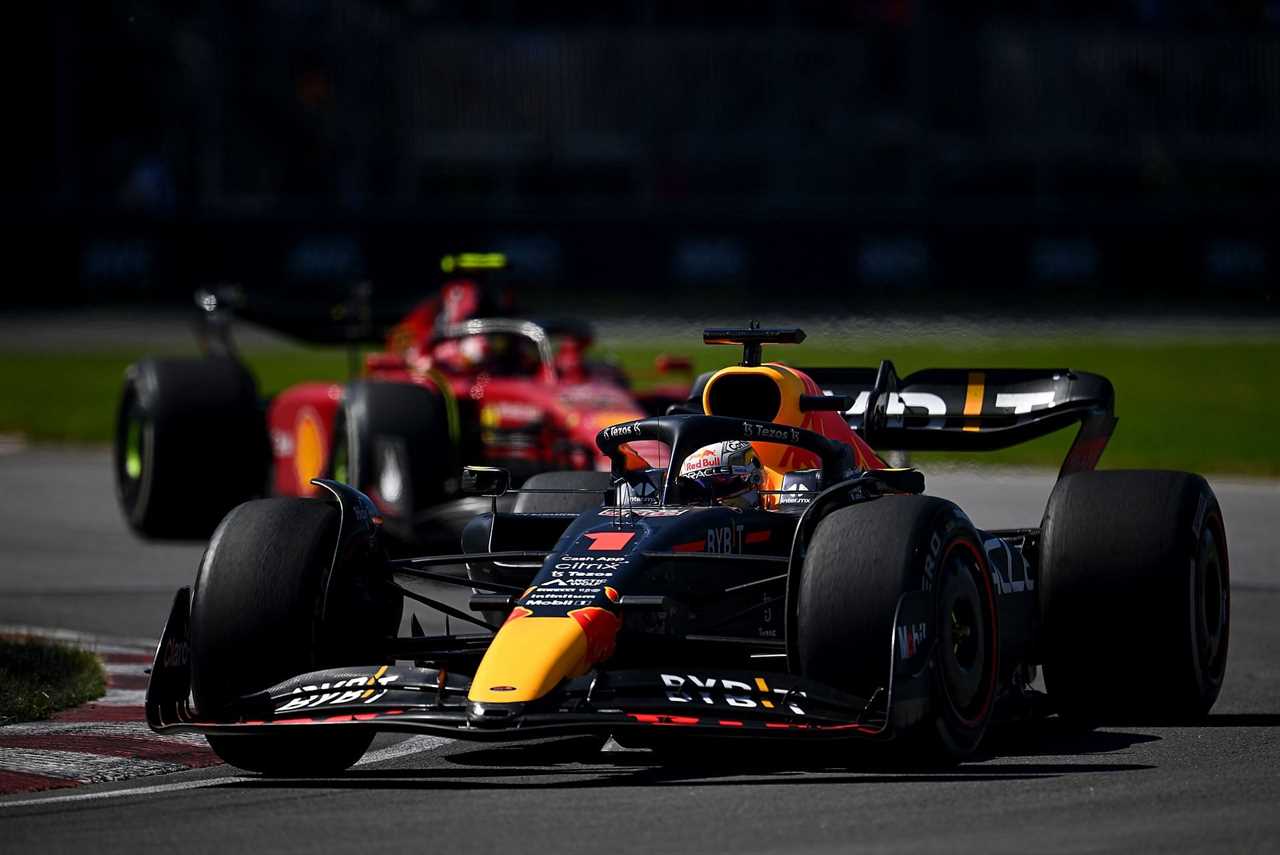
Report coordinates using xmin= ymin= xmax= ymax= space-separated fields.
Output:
xmin=190 ymin=497 xmax=400 ymax=775
xmin=1039 ymin=470 xmax=1229 ymax=723
xmin=796 ymin=496 xmax=998 ymax=763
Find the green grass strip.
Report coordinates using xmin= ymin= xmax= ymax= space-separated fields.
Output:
xmin=1 ymin=337 xmax=1276 ymax=475
xmin=0 ymin=637 xmax=107 ymax=724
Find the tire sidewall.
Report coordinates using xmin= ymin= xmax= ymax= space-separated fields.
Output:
xmin=1039 ymin=470 xmax=1230 ymax=721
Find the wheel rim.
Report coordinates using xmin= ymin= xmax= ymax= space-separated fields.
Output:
xmin=123 ymin=407 xmax=144 ymax=481
xmin=1195 ymin=518 xmax=1229 ymax=685
xmin=937 ymin=540 xmax=996 ymax=727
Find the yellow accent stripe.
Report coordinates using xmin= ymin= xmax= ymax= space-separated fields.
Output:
xmin=963 ymin=371 xmax=985 ymax=433
xmin=368 ymin=665 xmax=388 ymax=686
xmin=754 ymin=677 xmax=770 ymax=693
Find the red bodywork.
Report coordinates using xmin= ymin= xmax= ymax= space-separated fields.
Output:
xmin=266 ymin=281 xmax=671 ymax=499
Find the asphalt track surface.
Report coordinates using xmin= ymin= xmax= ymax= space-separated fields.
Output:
xmin=2 ymin=448 xmax=1279 ymax=853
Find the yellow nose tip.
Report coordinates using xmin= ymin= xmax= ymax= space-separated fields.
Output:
xmin=467 ymin=617 xmax=589 ymax=704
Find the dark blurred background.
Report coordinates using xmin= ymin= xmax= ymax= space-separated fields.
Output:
xmin=3 ymin=1 xmax=1277 ymax=311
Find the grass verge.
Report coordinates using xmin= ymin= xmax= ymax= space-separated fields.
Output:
xmin=0 ymin=636 xmax=107 ymax=724
xmin=1 ymin=337 xmax=1277 ymax=475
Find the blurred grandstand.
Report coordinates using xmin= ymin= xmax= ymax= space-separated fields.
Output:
xmin=8 ymin=2 xmax=1278 ymax=309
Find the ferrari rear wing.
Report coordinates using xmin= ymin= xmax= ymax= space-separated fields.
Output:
xmin=803 ymin=361 xmax=1117 ymax=479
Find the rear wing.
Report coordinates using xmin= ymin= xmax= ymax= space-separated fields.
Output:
xmin=802 ymin=362 xmax=1117 ymax=479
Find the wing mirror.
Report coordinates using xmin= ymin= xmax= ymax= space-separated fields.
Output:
xmin=461 ymin=466 xmax=511 ymax=497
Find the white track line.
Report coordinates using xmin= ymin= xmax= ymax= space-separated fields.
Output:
xmin=0 ymin=721 xmax=207 ymax=747
xmin=0 ymin=775 xmax=252 ymax=809
xmin=0 ymin=734 xmax=454 ymax=809
xmin=103 ymin=662 xmax=148 ymax=676
xmin=0 ymin=748 xmax=188 ymax=781
xmin=90 ymin=689 xmax=148 ymax=706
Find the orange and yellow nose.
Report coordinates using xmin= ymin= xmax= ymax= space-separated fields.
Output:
xmin=467 ymin=608 xmax=620 ymax=704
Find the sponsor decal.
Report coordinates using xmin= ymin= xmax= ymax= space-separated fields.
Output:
xmin=993 ymin=391 xmax=1056 ymax=414
xmin=583 ymin=531 xmax=635 ymax=551
xmin=480 ymin=401 xmax=544 ymax=428
xmin=742 ymin=422 xmax=801 ymax=443
xmin=601 ymin=422 xmax=642 ymax=440
xmin=779 ymin=481 xmax=812 ymax=505
xmin=660 ymin=673 xmax=807 ymax=715
xmin=706 ymin=523 xmax=744 ymax=554
xmin=161 ymin=638 xmax=189 ymax=668
xmin=897 ymin=622 xmax=927 ymax=659
xmin=598 ymin=507 xmax=689 ymax=518
xmin=570 ymin=607 xmax=622 ymax=665
xmin=983 ymin=536 xmax=1034 ymax=594
xmin=621 ymin=478 xmax=659 ymax=504
xmin=553 ymin=555 xmax=626 ymax=573
xmin=275 ymin=667 xmax=400 ymax=714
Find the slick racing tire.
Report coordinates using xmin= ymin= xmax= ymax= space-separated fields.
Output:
xmin=190 ymin=497 xmax=402 ymax=775
xmin=332 ymin=380 xmax=457 ymax=545
xmin=114 ymin=358 xmax=267 ymax=539
xmin=468 ymin=471 xmax=616 ymax=625
xmin=1039 ymin=470 xmax=1229 ymax=724
xmin=796 ymin=497 xmax=998 ymax=764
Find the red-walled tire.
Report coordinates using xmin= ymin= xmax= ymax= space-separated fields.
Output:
xmin=796 ymin=496 xmax=999 ymax=764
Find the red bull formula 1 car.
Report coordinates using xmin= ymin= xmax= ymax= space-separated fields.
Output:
xmin=146 ymin=326 xmax=1230 ymax=771
xmin=113 ymin=258 xmax=691 ymax=547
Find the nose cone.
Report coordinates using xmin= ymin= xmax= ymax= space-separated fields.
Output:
xmin=467 ymin=608 xmax=621 ymax=705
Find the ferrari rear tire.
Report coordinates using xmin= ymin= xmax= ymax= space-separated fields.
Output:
xmin=334 ymin=380 xmax=456 ymax=545
xmin=1039 ymin=470 xmax=1229 ymax=723
xmin=796 ymin=496 xmax=998 ymax=764
xmin=114 ymin=358 xmax=267 ymax=539
xmin=190 ymin=497 xmax=399 ymax=775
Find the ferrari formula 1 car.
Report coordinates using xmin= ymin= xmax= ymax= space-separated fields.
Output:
xmin=146 ymin=326 xmax=1230 ymax=771
xmin=113 ymin=264 xmax=691 ymax=546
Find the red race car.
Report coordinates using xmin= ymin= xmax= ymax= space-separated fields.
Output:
xmin=114 ymin=259 xmax=690 ymax=547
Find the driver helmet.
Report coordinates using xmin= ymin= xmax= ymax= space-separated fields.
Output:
xmin=677 ymin=441 xmax=762 ymax=509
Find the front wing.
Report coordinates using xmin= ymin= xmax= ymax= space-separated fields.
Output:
xmin=146 ymin=588 xmax=934 ymax=744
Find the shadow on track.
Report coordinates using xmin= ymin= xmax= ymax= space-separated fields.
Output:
xmin=979 ymin=720 xmax=1161 ymax=758
xmin=210 ymin=724 xmax=1157 ymax=793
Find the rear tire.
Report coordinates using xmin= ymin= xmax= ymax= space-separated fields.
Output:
xmin=114 ymin=358 xmax=267 ymax=539
xmin=333 ymin=380 xmax=457 ymax=545
xmin=796 ymin=497 xmax=998 ymax=764
xmin=1039 ymin=470 xmax=1229 ymax=723
xmin=190 ymin=497 xmax=401 ymax=775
